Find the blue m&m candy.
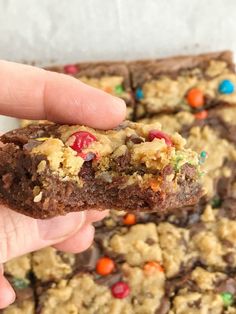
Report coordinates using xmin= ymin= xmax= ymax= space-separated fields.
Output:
xmin=218 ymin=80 xmax=234 ymax=94
xmin=135 ymin=88 xmax=144 ymax=100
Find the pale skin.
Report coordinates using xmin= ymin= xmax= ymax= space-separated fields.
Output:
xmin=0 ymin=60 xmax=126 ymax=309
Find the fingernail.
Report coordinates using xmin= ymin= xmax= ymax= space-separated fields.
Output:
xmin=112 ymin=96 xmax=126 ymax=108
xmin=37 ymin=211 xmax=85 ymax=240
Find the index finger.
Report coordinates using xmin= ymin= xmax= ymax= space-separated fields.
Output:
xmin=0 ymin=60 xmax=126 ymax=129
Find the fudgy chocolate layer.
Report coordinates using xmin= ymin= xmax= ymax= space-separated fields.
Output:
xmin=130 ymin=50 xmax=233 ymax=87
xmin=47 ymin=61 xmax=131 ymax=88
xmin=0 ymin=143 xmax=202 ymax=219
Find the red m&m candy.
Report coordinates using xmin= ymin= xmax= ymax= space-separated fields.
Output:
xmin=69 ymin=131 xmax=97 ymax=155
xmin=64 ymin=64 xmax=79 ymax=75
xmin=194 ymin=110 xmax=208 ymax=120
xmin=111 ymin=281 xmax=130 ymax=299
xmin=148 ymin=130 xmax=172 ymax=146
xmin=187 ymin=88 xmax=204 ymax=108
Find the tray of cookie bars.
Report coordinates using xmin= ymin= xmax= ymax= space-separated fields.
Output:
xmin=2 ymin=50 xmax=236 ymax=314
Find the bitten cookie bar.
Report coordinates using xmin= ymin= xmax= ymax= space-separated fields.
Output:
xmin=0 ymin=121 xmax=203 ymax=219
xmin=47 ymin=61 xmax=134 ymax=119
xmin=1 ymin=255 xmax=34 ymax=314
xmin=130 ymin=51 xmax=236 ymax=119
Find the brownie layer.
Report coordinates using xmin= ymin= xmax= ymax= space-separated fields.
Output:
xmin=130 ymin=51 xmax=233 ymax=87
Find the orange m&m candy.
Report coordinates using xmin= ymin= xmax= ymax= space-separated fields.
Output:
xmin=104 ymin=86 xmax=112 ymax=94
xmin=194 ymin=110 xmax=208 ymax=120
xmin=187 ymin=88 xmax=204 ymax=108
xmin=96 ymin=257 xmax=115 ymax=276
xmin=123 ymin=213 xmax=136 ymax=225
xmin=144 ymin=261 xmax=164 ymax=274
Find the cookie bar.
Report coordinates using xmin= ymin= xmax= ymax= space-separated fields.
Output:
xmin=130 ymin=51 xmax=236 ymax=119
xmin=36 ymin=262 xmax=165 ymax=314
xmin=35 ymin=227 xmax=166 ymax=314
xmin=163 ymin=267 xmax=236 ymax=313
xmin=157 ymin=203 xmax=236 ymax=279
xmin=47 ymin=61 xmax=134 ymax=119
xmin=0 ymin=121 xmax=203 ymax=219
xmin=96 ymin=203 xmax=236 ymax=279
xmin=1 ymin=255 xmax=34 ymax=314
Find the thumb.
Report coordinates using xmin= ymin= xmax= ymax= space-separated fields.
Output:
xmin=0 ymin=205 xmax=85 ymax=263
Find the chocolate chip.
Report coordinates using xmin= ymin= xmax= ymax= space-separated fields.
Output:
xmin=221 ymin=239 xmax=233 ymax=248
xmin=79 ymin=162 xmax=95 ymax=180
xmin=96 ymin=272 xmax=122 ymax=287
xmin=223 ymin=253 xmax=235 ymax=265
xmin=180 ymin=163 xmax=197 ymax=179
xmin=125 ymin=134 xmax=144 ymax=145
xmin=75 ymin=244 xmax=101 ymax=271
xmin=145 ymin=238 xmax=156 ymax=245
xmin=188 ymin=298 xmax=202 ymax=308
xmin=162 ymin=165 xmax=174 ymax=177
xmin=23 ymin=139 xmax=42 ymax=151
xmin=114 ymin=121 xmax=130 ymax=131
xmin=216 ymin=278 xmax=236 ymax=294
xmin=155 ymin=297 xmax=171 ymax=314
xmin=189 ymin=222 xmax=205 ymax=237
xmin=16 ymin=287 xmax=34 ymax=301
xmin=113 ymin=150 xmax=131 ymax=172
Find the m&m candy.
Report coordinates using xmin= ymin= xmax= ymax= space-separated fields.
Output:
xmin=199 ymin=150 xmax=207 ymax=164
xmin=104 ymin=86 xmax=112 ymax=94
xmin=144 ymin=261 xmax=164 ymax=274
xmin=187 ymin=88 xmax=204 ymax=108
xmin=68 ymin=131 xmax=97 ymax=156
xmin=148 ymin=130 xmax=172 ymax=146
xmin=96 ymin=257 xmax=115 ymax=276
xmin=64 ymin=64 xmax=79 ymax=75
xmin=111 ymin=281 xmax=130 ymax=299
xmin=123 ymin=213 xmax=136 ymax=225
xmin=194 ymin=110 xmax=208 ymax=120
xmin=115 ymin=85 xmax=124 ymax=95
xmin=221 ymin=292 xmax=234 ymax=306
xmin=218 ymin=80 xmax=234 ymax=94
xmin=135 ymin=88 xmax=144 ymax=100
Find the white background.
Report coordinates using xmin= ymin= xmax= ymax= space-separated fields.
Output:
xmin=1 ymin=0 xmax=236 ymax=131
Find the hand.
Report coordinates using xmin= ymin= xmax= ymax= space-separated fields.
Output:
xmin=0 ymin=60 xmax=126 ymax=308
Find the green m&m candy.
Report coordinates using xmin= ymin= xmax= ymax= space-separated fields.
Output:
xmin=221 ymin=292 xmax=234 ymax=306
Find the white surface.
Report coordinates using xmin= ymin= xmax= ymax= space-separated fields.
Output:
xmin=0 ymin=116 xmax=19 ymax=133
xmin=1 ymin=0 xmax=236 ymax=64
xmin=1 ymin=0 xmax=236 ymax=131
